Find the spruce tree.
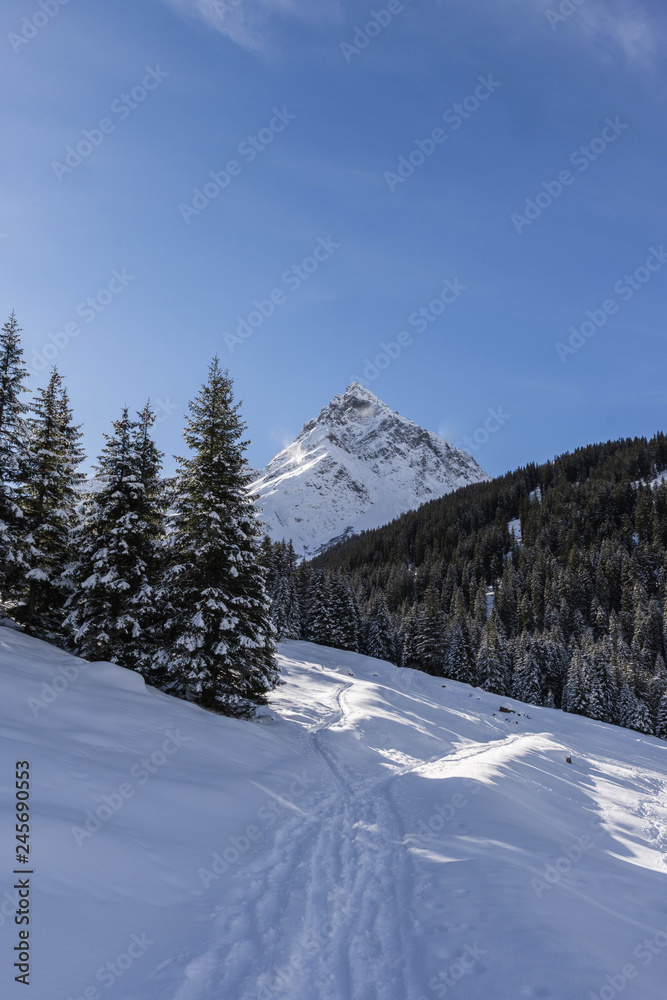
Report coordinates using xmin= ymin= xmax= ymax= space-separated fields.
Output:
xmin=399 ymin=605 xmax=420 ymax=668
xmin=414 ymin=587 xmax=446 ymax=674
xmin=156 ymin=361 xmax=277 ymax=715
xmin=0 ymin=312 xmax=29 ymax=604
xmin=365 ymin=594 xmax=396 ymax=663
xmin=272 ymin=574 xmax=302 ymax=640
xmin=330 ymin=575 xmax=360 ymax=652
xmin=446 ymin=591 xmax=476 ymax=684
xmin=66 ymin=404 xmax=166 ymax=675
xmin=619 ymin=682 xmax=653 ymax=735
xmin=512 ymin=633 xmax=543 ymax=705
xmin=476 ymin=612 xmax=509 ymax=695
xmin=304 ymin=569 xmax=335 ymax=646
xmin=656 ymin=690 xmax=667 ymax=741
xmin=563 ymin=650 xmax=588 ymax=716
xmin=20 ymin=369 xmax=85 ymax=636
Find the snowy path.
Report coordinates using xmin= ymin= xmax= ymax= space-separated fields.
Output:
xmin=174 ymin=678 xmax=419 ymax=1000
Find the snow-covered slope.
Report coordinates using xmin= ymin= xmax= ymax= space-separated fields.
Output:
xmin=3 ymin=628 xmax=667 ymax=1000
xmin=249 ymin=383 xmax=489 ymax=557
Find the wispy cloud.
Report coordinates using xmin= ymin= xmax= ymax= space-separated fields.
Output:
xmin=160 ymin=0 xmax=341 ymax=52
xmin=574 ymin=0 xmax=657 ymax=63
xmin=536 ymin=0 xmax=660 ymax=65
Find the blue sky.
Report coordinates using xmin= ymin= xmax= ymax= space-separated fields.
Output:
xmin=2 ymin=0 xmax=666 ymax=477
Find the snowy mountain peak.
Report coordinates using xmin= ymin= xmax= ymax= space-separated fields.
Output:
xmin=300 ymin=381 xmax=390 ymax=433
xmin=250 ymin=384 xmax=490 ymax=558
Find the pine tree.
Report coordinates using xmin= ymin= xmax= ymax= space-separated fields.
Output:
xmin=414 ymin=587 xmax=446 ymax=674
xmin=446 ymin=591 xmax=476 ymax=684
xmin=656 ymin=690 xmax=667 ymax=741
xmin=67 ymin=404 xmax=167 ymax=675
xmin=330 ymin=575 xmax=360 ymax=652
xmin=19 ymin=370 xmax=85 ymax=636
xmin=399 ymin=604 xmax=421 ymax=668
xmin=304 ymin=569 xmax=335 ymax=646
xmin=563 ymin=650 xmax=588 ymax=716
xmin=512 ymin=633 xmax=543 ymax=705
xmin=156 ymin=361 xmax=277 ymax=715
xmin=476 ymin=612 xmax=509 ymax=695
xmin=365 ymin=594 xmax=396 ymax=663
xmin=264 ymin=538 xmax=302 ymax=640
xmin=0 ymin=313 xmax=29 ymax=604
xmin=619 ymin=682 xmax=653 ymax=735
xmin=272 ymin=574 xmax=302 ymax=640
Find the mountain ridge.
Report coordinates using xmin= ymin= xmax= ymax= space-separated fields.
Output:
xmin=250 ymin=382 xmax=490 ymax=557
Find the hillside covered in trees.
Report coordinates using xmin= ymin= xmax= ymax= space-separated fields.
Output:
xmin=263 ymin=434 xmax=667 ymax=740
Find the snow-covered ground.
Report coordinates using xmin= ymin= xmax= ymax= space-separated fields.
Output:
xmin=2 ymin=629 xmax=667 ymax=999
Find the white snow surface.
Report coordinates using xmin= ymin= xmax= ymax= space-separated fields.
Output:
xmin=508 ymin=517 xmax=522 ymax=544
xmin=249 ymin=383 xmax=490 ymax=557
xmin=3 ymin=628 xmax=667 ymax=999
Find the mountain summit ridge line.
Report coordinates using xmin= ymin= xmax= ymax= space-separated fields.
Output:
xmin=250 ymin=382 xmax=490 ymax=557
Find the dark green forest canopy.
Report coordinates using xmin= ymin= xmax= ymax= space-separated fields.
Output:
xmin=313 ymin=432 xmax=667 ymax=594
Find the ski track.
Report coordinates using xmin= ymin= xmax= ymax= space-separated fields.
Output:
xmin=170 ymin=682 xmax=556 ymax=1000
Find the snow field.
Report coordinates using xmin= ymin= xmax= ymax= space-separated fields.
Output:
xmin=1 ymin=630 xmax=667 ymax=998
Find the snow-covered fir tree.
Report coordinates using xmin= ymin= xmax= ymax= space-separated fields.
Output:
xmin=330 ymin=574 xmax=361 ymax=652
xmin=0 ymin=313 xmax=29 ymax=603
xmin=365 ymin=594 xmax=396 ymax=663
xmin=303 ymin=569 xmax=336 ymax=646
xmin=512 ymin=633 xmax=543 ymax=705
xmin=66 ymin=403 xmax=166 ymax=675
xmin=262 ymin=539 xmax=302 ymax=640
xmin=19 ymin=369 xmax=85 ymax=637
xmin=413 ymin=587 xmax=446 ymax=674
xmin=476 ymin=612 xmax=510 ymax=695
xmin=155 ymin=360 xmax=277 ymax=715
xmin=399 ymin=604 xmax=421 ymax=669
xmin=446 ymin=591 xmax=476 ymax=684
xmin=656 ymin=689 xmax=667 ymax=741
xmin=618 ymin=681 xmax=652 ymax=735
xmin=562 ymin=649 xmax=588 ymax=716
